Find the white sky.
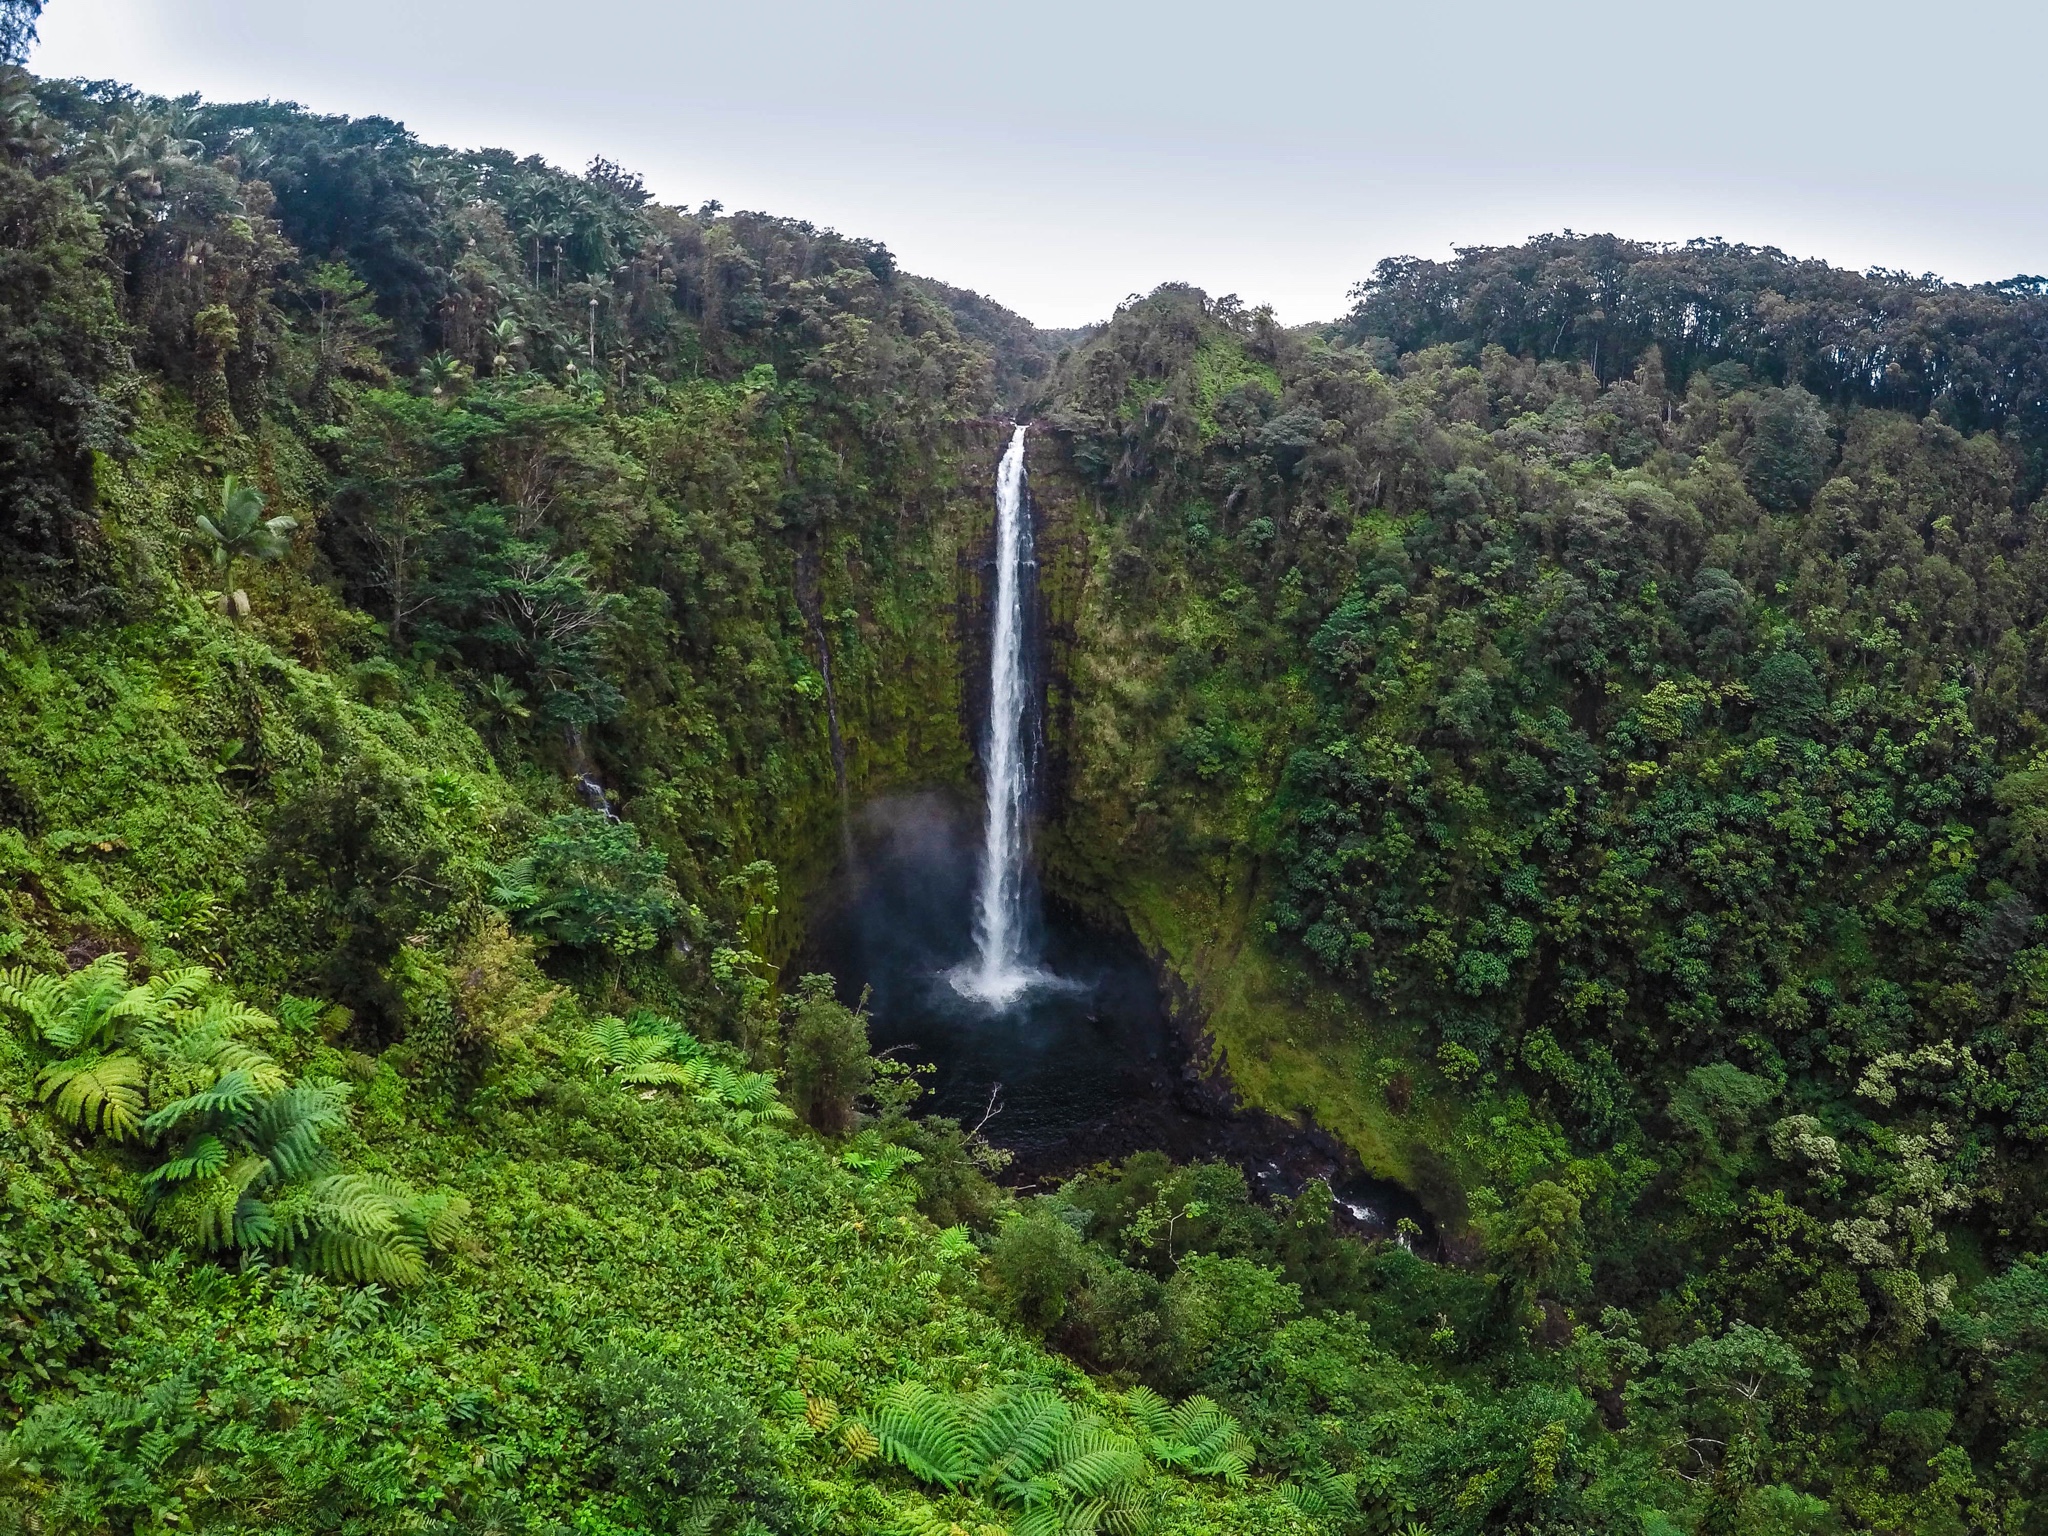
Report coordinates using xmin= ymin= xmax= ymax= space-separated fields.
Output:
xmin=33 ymin=0 xmax=2048 ymax=328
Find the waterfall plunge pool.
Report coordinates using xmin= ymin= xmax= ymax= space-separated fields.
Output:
xmin=797 ymin=791 xmax=1437 ymax=1247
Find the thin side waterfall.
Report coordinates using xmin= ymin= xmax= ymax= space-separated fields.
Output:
xmin=953 ymin=424 xmax=1041 ymax=1005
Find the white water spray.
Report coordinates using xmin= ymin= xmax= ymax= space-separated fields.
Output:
xmin=953 ymin=425 xmax=1041 ymax=1006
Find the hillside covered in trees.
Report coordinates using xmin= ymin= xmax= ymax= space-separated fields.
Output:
xmin=5 ymin=34 xmax=2048 ymax=1536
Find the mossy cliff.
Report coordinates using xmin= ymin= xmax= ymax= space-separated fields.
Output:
xmin=1028 ymin=426 xmax=1468 ymax=1221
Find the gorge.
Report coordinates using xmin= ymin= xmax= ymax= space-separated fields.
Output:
xmin=7 ymin=57 xmax=2048 ymax=1536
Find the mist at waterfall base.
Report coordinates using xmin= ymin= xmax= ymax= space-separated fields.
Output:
xmin=799 ymin=795 xmax=1436 ymax=1242
xmin=804 ymin=794 xmax=1166 ymax=1156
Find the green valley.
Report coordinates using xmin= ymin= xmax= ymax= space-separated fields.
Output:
xmin=4 ymin=42 xmax=2048 ymax=1536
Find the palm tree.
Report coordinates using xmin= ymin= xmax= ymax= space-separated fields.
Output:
xmin=0 ymin=0 xmax=45 ymax=66
xmin=475 ymin=673 xmax=532 ymax=737
xmin=72 ymin=111 xmax=197 ymax=244
xmin=0 ymin=65 xmax=54 ymax=163
xmin=418 ymin=351 xmax=471 ymax=402
xmin=484 ymin=315 xmax=525 ymax=376
xmin=195 ymin=476 xmax=297 ymax=613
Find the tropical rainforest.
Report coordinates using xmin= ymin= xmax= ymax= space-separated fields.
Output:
xmin=5 ymin=7 xmax=2048 ymax=1532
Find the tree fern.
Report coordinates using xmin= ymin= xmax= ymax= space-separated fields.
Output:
xmin=580 ymin=1014 xmax=711 ymax=1087
xmin=1123 ymin=1391 xmax=1252 ymax=1483
xmin=5 ymin=956 xmax=462 ymax=1290
xmin=36 ymin=1051 xmax=147 ymax=1138
xmin=864 ymin=1383 xmax=978 ymax=1488
xmin=149 ymin=1152 xmax=268 ymax=1251
xmin=856 ymin=1385 xmax=1157 ymax=1535
xmin=136 ymin=999 xmax=285 ymax=1099
xmin=1 ymin=953 xmax=135 ymax=1051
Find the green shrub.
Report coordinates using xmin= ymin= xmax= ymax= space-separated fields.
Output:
xmin=782 ymin=973 xmax=870 ymax=1136
xmin=588 ymin=1349 xmax=796 ymax=1530
xmin=989 ymin=1202 xmax=1089 ymax=1333
xmin=493 ymin=808 xmax=680 ymax=956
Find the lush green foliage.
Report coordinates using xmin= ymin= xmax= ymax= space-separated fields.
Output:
xmin=495 ymin=809 xmax=682 ymax=955
xmin=1031 ymin=269 xmax=2048 ymax=1531
xmin=6 ymin=54 xmax=2048 ymax=1536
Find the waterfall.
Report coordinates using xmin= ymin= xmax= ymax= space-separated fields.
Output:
xmin=954 ymin=424 xmax=1041 ymax=1006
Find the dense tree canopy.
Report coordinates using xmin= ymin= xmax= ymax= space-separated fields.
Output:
xmin=1030 ymin=265 xmax=2048 ymax=1530
xmin=5 ymin=60 xmax=2048 ymax=1536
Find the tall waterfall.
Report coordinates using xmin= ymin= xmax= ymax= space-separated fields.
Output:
xmin=954 ymin=424 xmax=1039 ymax=1005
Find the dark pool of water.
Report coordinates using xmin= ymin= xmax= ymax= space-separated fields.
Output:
xmin=799 ymin=792 xmax=1436 ymax=1247
xmin=800 ymin=792 xmax=1168 ymax=1154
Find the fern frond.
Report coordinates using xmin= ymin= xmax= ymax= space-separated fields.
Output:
xmin=720 ymin=1068 xmax=779 ymax=1109
xmin=616 ymin=1060 xmax=694 ymax=1086
xmin=298 ymin=1226 xmax=428 ymax=1287
xmin=1093 ymin=1482 xmax=1157 ymax=1536
xmin=397 ymin=1186 xmax=471 ymax=1249
xmin=0 ymin=965 xmax=67 ymax=1036
xmin=38 ymin=1052 xmax=148 ymax=1138
xmin=244 ymin=1077 xmax=348 ymax=1181
xmin=141 ymin=1067 xmax=263 ymax=1136
xmin=129 ymin=964 xmax=214 ymax=1013
xmin=675 ymin=1495 xmax=732 ymax=1536
xmin=138 ymin=1008 xmax=285 ymax=1098
xmin=232 ymin=1195 xmax=277 ymax=1251
xmin=1278 ymin=1470 xmax=1356 ymax=1519
xmin=864 ymin=1383 xmax=979 ymax=1488
xmin=1013 ymin=1501 xmax=1112 ymax=1536
xmin=624 ymin=1030 xmax=677 ymax=1064
xmin=704 ymin=1065 xmax=792 ymax=1126
xmin=150 ymin=1154 xmax=266 ymax=1250
xmin=7 ymin=955 xmax=132 ymax=1051
xmin=1047 ymin=1431 xmax=1146 ymax=1501
xmin=840 ymin=1420 xmax=882 ymax=1464
xmin=292 ymin=1173 xmax=428 ymax=1285
xmin=182 ymin=995 xmax=274 ymax=1034
xmin=577 ymin=1015 xmax=634 ymax=1067
xmin=300 ymin=1173 xmax=404 ymax=1237
xmin=148 ymin=1133 xmax=229 ymax=1186
xmin=274 ymin=995 xmax=329 ymax=1034
xmin=208 ymin=1038 xmax=286 ymax=1091
xmin=1120 ymin=1388 xmax=1171 ymax=1441
xmin=692 ymin=1060 xmax=740 ymax=1101
xmin=975 ymin=1389 xmax=1071 ymax=1484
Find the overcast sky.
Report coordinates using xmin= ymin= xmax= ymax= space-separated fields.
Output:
xmin=32 ymin=0 xmax=2048 ymax=328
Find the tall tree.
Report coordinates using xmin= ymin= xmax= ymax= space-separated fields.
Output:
xmin=0 ymin=0 xmax=42 ymax=65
